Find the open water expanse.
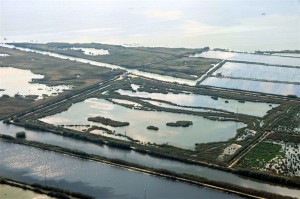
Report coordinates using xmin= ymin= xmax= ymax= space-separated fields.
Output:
xmin=40 ymin=98 xmax=245 ymax=149
xmin=1 ymin=122 xmax=300 ymax=198
xmin=0 ymin=140 xmax=241 ymax=199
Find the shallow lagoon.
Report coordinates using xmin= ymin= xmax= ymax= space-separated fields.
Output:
xmin=117 ymin=89 xmax=276 ymax=117
xmin=0 ymin=67 xmax=71 ymax=99
xmin=40 ymin=98 xmax=245 ymax=149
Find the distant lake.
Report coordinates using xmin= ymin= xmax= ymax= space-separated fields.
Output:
xmin=1 ymin=0 xmax=299 ymax=51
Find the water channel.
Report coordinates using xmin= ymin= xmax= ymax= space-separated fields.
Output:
xmin=1 ymin=122 xmax=299 ymax=198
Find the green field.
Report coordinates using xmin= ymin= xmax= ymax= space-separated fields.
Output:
xmin=12 ymin=43 xmax=220 ymax=80
xmin=238 ymin=141 xmax=283 ymax=170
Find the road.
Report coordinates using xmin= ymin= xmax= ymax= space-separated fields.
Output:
xmin=228 ymin=131 xmax=272 ymax=168
xmin=12 ymin=76 xmax=119 ymax=121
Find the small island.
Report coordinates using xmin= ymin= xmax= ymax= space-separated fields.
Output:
xmin=147 ymin=126 xmax=159 ymax=131
xmin=16 ymin=131 xmax=26 ymax=139
xmin=88 ymin=116 xmax=129 ymax=127
xmin=166 ymin=121 xmax=193 ymax=127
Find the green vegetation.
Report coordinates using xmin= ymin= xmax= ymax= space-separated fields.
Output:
xmin=238 ymin=141 xmax=282 ymax=169
xmin=166 ymin=120 xmax=193 ymax=127
xmin=195 ymin=142 xmax=229 ymax=164
xmin=268 ymin=132 xmax=300 ymax=144
xmin=88 ymin=116 xmax=129 ymax=127
xmin=272 ymin=104 xmax=300 ymax=134
xmin=12 ymin=43 xmax=220 ymax=80
xmin=2 ymin=43 xmax=300 ymax=197
xmin=0 ymin=46 xmax=122 ymax=118
xmin=147 ymin=126 xmax=159 ymax=131
xmin=16 ymin=131 xmax=26 ymax=139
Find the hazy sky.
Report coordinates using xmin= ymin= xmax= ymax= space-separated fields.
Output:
xmin=1 ymin=0 xmax=299 ymax=51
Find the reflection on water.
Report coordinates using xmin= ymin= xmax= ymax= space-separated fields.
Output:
xmin=0 ymin=67 xmax=71 ymax=99
xmin=69 ymin=47 xmax=110 ymax=56
xmin=40 ymin=98 xmax=245 ymax=149
xmin=191 ymin=51 xmax=300 ymax=67
xmin=212 ymin=62 xmax=300 ymax=83
xmin=0 ymin=184 xmax=52 ymax=199
xmin=1 ymin=122 xmax=300 ymax=198
xmin=0 ymin=140 xmax=241 ymax=199
xmin=202 ymin=77 xmax=300 ymax=97
xmin=117 ymin=89 xmax=277 ymax=117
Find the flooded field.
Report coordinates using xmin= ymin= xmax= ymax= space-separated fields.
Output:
xmin=40 ymin=98 xmax=245 ymax=149
xmin=69 ymin=47 xmax=110 ymax=56
xmin=0 ymin=67 xmax=71 ymax=99
xmin=111 ymin=98 xmax=141 ymax=107
xmin=191 ymin=51 xmax=300 ymax=67
xmin=202 ymin=77 xmax=300 ymax=97
xmin=117 ymin=89 xmax=276 ymax=117
xmin=213 ymin=62 xmax=300 ymax=83
xmin=0 ymin=140 xmax=241 ymax=199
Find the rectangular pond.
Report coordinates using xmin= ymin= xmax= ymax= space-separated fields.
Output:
xmin=40 ymin=98 xmax=245 ymax=149
xmin=201 ymin=77 xmax=300 ymax=97
xmin=191 ymin=51 xmax=300 ymax=67
xmin=212 ymin=62 xmax=300 ymax=83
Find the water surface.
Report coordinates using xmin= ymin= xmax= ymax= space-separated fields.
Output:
xmin=191 ymin=51 xmax=300 ymax=67
xmin=40 ymin=98 xmax=245 ymax=149
xmin=0 ymin=67 xmax=71 ymax=99
xmin=117 ymin=89 xmax=276 ymax=117
xmin=0 ymin=140 xmax=241 ymax=199
xmin=1 ymin=0 xmax=299 ymax=51
xmin=0 ymin=44 xmax=196 ymax=86
xmin=1 ymin=122 xmax=300 ymax=198
xmin=202 ymin=77 xmax=300 ymax=97
xmin=212 ymin=62 xmax=300 ymax=83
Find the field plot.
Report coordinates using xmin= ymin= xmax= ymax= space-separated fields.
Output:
xmin=191 ymin=50 xmax=300 ymax=67
xmin=201 ymin=77 xmax=300 ymax=97
xmin=116 ymin=89 xmax=277 ymax=117
xmin=212 ymin=62 xmax=300 ymax=83
xmin=40 ymin=98 xmax=245 ymax=149
xmin=238 ymin=133 xmax=300 ymax=177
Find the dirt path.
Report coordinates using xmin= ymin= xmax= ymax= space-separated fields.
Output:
xmin=228 ymin=131 xmax=272 ymax=168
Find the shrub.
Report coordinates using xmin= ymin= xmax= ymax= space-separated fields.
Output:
xmin=16 ymin=132 xmax=26 ymax=139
